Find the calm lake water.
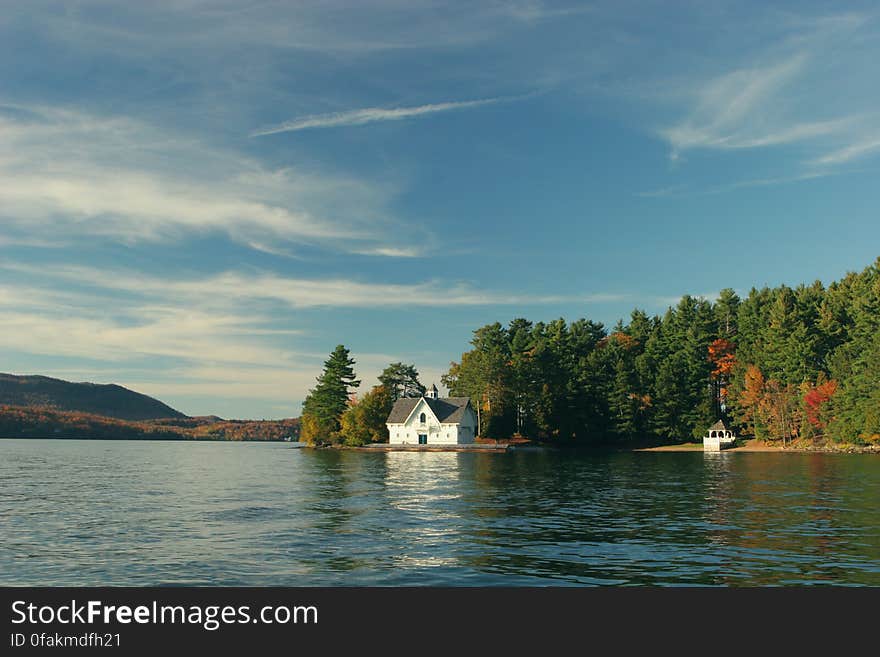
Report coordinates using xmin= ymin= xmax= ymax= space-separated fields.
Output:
xmin=1 ymin=439 xmax=879 ymax=586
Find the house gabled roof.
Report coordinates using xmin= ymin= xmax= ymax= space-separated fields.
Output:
xmin=386 ymin=396 xmax=472 ymax=424
xmin=708 ymin=419 xmax=730 ymax=432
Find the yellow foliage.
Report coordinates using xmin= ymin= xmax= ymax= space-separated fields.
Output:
xmin=299 ymin=413 xmax=323 ymax=445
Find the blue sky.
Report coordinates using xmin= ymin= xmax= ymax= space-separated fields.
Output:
xmin=2 ymin=1 xmax=879 ymax=419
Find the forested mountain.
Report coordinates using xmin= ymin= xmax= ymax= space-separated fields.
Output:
xmin=0 ymin=373 xmax=185 ymax=421
xmin=0 ymin=374 xmax=300 ymax=441
xmin=442 ymin=258 xmax=880 ymax=446
xmin=0 ymin=405 xmax=299 ymax=441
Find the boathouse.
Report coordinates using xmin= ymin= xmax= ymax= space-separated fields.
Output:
xmin=385 ymin=384 xmax=478 ymax=445
xmin=703 ymin=419 xmax=736 ymax=451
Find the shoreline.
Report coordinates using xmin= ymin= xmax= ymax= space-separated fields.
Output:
xmin=0 ymin=435 xmax=292 ymax=443
xmin=4 ymin=435 xmax=878 ymax=454
xmin=326 ymin=437 xmax=880 ymax=454
xmin=634 ymin=438 xmax=880 ymax=454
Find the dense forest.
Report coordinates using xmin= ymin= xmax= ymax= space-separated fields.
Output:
xmin=441 ymin=258 xmax=880 ymax=446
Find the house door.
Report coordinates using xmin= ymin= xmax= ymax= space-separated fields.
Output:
xmin=418 ymin=434 xmax=427 ymax=445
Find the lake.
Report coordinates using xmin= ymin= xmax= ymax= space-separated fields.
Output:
xmin=1 ymin=439 xmax=878 ymax=586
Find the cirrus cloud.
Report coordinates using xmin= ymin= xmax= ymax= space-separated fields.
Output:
xmin=0 ymin=102 xmax=423 ymax=256
xmin=251 ymin=97 xmax=506 ymax=136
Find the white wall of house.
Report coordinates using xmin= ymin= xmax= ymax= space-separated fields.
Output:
xmin=387 ymin=398 xmax=478 ymax=445
xmin=455 ymin=407 xmax=477 ymax=444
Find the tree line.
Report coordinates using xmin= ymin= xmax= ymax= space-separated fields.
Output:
xmin=442 ymin=258 xmax=880 ymax=446
xmin=299 ymin=258 xmax=879 ymax=447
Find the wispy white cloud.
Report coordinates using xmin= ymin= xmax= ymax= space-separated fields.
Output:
xmin=33 ymin=0 xmax=598 ymax=62
xmin=636 ymin=169 xmax=842 ymax=198
xmin=657 ymin=11 xmax=880 ymax=172
xmin=0 ymin=311 xmax=319 ymax=418
xmin=251 ymin=97 xmax=505 ymax=136
xmin=0 ymin=102 xmax=423 ymax=255
xmin=661 ymin=54 xmax=857 ymax=158
xmin=352 ymin=246 xmax=425 ymax=258
xmin=811 ymin=135 xmax=880 ymax=166
xmin=0 ymin=233 xmax=66 ymax=248
xmin=0 ymin=288 xmax=453 ymax=417
xmin=244 ymin=240 xmax=300 ymax=259
xmin=2 ymin=262 xmax=617 ymax=310
xmin=0 ymin=279 xmax=325 ymax=417
xmin=500 ymin=1 xmax=594 ymax=24
xmin=36 ymin=1 xmax=522 ymax=56
xmin=0 ymin=310 xmax=281 ymax=365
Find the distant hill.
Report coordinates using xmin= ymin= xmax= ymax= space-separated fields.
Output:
xmin=0 ymin=373 xmax=186 ymax=421
xmin=0 ymin=405 xmax=299 ymax=441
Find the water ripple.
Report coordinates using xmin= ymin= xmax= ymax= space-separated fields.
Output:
xmin=1 ymin=440 xmax=878 ymax=586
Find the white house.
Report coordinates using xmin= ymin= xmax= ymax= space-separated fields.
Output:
xmin=386 ymin=384 xmax=478 ymax=445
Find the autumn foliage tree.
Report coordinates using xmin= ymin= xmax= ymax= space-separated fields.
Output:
xmin=803 ymin=378 xmax=838 ymax=433
xmin=760 ymin=379 xmax=801 ymax=446
xmin=338 ymin=385 xmax=394 ymax=446
xmin=736 ymin=364 xmax=766 ymax=438
xmin=708 ymin=337 xmax=736 ymax=416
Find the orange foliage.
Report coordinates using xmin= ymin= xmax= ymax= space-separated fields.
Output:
xmin=804 ymin=379 xmax=838 ymax=429
xmin=737 ymin=366 xmax=801 ymax=443
xmin=708 ymin=338 xmax=737 ymax=377
xmin=599 ymin=332 xmax=637 ymax=350
xmin=738 ymin=365 xmax=766 ymax=431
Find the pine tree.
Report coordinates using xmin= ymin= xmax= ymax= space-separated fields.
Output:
xmin=508 ymin=318 xmax=537 ymax=435
xmin=714 ymin=288 xmax=740 ymax=339
xmin=608 ymin=348 xmax=642 ymax=440
xmin=300 ymin=345 xmax=360 ymax=445
xmin=378 ymin=363 xmax=425 ymax=400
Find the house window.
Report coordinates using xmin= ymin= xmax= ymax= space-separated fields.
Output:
xmin=419 ymin=412 xmax=426 ymax=423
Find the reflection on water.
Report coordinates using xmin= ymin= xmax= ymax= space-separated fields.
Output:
xmin=383 ymin=453 xmax=464 ymax=570
xmin=1 ymin=439 xmax=878 ymax=586
xmin=700 ymin=452 xmax=737 ymax=553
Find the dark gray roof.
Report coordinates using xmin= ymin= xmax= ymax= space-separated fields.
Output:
xmin=709 ymin=419 xmax=730 ymax=431
xmin=386 ymin=396 xmax=472 ymax=424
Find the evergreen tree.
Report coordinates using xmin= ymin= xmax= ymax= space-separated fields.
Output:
xmin=827 ymin=259 xmax=880 ymax=443
xmin=378 ymin=363 xmax=425 ymax=400
xmin=608 ymin=341 xmax=643 ymax=440
xmin=714 ymin=288 xmax=740 ymax=339
xmin=508 ymin=318 xmax=537 ymax=435
xmin=300 ymin=345 xmax=360 ymax=445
